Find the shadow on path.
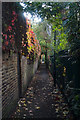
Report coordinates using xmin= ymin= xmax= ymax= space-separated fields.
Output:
xmin=11 ymin=63 xmax=73 ymax=119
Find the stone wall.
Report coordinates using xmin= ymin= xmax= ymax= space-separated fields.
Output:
xmin=21 ymin=56 xmax=38 ymax=95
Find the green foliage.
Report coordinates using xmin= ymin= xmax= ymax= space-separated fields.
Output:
xmin=32 ymin=21 xmax=49 ymax=53
xmin=70 ymin=94 xmax=80 ymax=116
xmin=49 ymin=12 xmax=69 ymax=54
xmin=63 ymin=2 xmax=80 ymax=53
xmin=24 ymin=2 xmax=65 ymax=19
xmin=21 ymin=2 xmax=80 ymax=57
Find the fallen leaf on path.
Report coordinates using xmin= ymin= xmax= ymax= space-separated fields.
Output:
xmin=23 ymin=117 xmax=26 ymax=119
xmin=22 ymin=98 xmax=26 ymax=100
xmin=55 ymin=108 xmax=59 ymax=113
xmin=29 ymin=110 xmax=33 ymax=113
xmin=23 ymin=114 xmax=26 ymax=117
xmin=30 ymin=93 xmax=34 ymax=96
xmin=17 ymin=109 xmax=20 ymax=112
xmin=15 ymin=112 xmax=16 ymax=115
xmin=18 ymin=104 xmax=21 ymax=107
xmin=57 ymin=115 xmax=60 ymax=117
xmin=63 ymin=111 xmax=69 ymax=115
xmin=23 ymin=103 xmax=27 ymax=106
xmin=55 ymin=104 xmax=59 ymax=107
xmin=28 ymin=87 xmax=33 ymax=90
xmin=25 ymin=107 xmax=28 ymax=111
xmin=35 ymin=106 xmax=40 ymax=109
xmin=21 ymin=100 xmax=25 ymax=103
xmin=27 ymin=101 xmax=32 ymax=104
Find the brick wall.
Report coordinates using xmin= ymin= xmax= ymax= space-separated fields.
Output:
xmin=0 ymin=56 xmax=2 ymax=120
xmin=2 ymin=54 xmax=39 ymax=118
xmin=2 ymin=54 xmax=19 ymax=118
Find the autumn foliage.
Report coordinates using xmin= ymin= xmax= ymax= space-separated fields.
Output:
xmin=2 ymin=11 xmax=17 ymax=52
xmin=2 ymin=8 xmax=41 ymax=61
xmin=21 ymin=18 xmax=41 ymax=61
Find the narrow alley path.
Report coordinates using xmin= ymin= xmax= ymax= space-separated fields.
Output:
xmin=11 ymin=64 xmax=73 ymax=119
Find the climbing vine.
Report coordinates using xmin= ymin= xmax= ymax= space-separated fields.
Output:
xmin=2 ymin=10 xmax=18 ymax=53
xmin=22 ymin=18 xmax=41 ymax=61
xmin=2 ymin=2 xmax=41 ymax=62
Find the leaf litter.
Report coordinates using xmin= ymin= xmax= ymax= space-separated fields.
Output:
xmin=11 ymin=65 xmax=74 ymax=119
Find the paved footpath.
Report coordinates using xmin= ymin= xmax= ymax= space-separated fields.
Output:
xmin=11 ymin=64 xmax=74 ymax=119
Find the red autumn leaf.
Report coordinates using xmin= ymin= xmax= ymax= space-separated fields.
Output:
xmin=30 ymin=31 xmax=34 ymax=34
xmin=24 ymin=44 xmax=26 ymax=47
xmin=5 ymin=41 xmax=9 ymax=46
xmin=12 ymin=11 xmax=16 ymax=15
xmin=4 ymin=34 xmax=7 ymax=40
xmin=9 ymin=35 xmax=12 ymax=38
xmin=12 ymin=23 xmax=15 ymax=26
xmin=11 ymin=19 xmax=14 ymax=22
xmin=14 ymin=17 xmax=17 ymax=21
xmin=8 ymin=26 xmax=12 ymax=31
xmin=12 ymin=35 xmax=14 ymax=38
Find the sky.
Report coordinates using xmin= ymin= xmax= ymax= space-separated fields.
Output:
xmin=20 ymin=2 xmax=42 ymax=24
xmin=23 ymin=12 xmax=42 ymax=23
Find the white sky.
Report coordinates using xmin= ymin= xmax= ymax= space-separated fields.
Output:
xmin=23 ymin=12 xmax=42 ymax=23
xmin=20 ymin=3 xmax=42 ymax=23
